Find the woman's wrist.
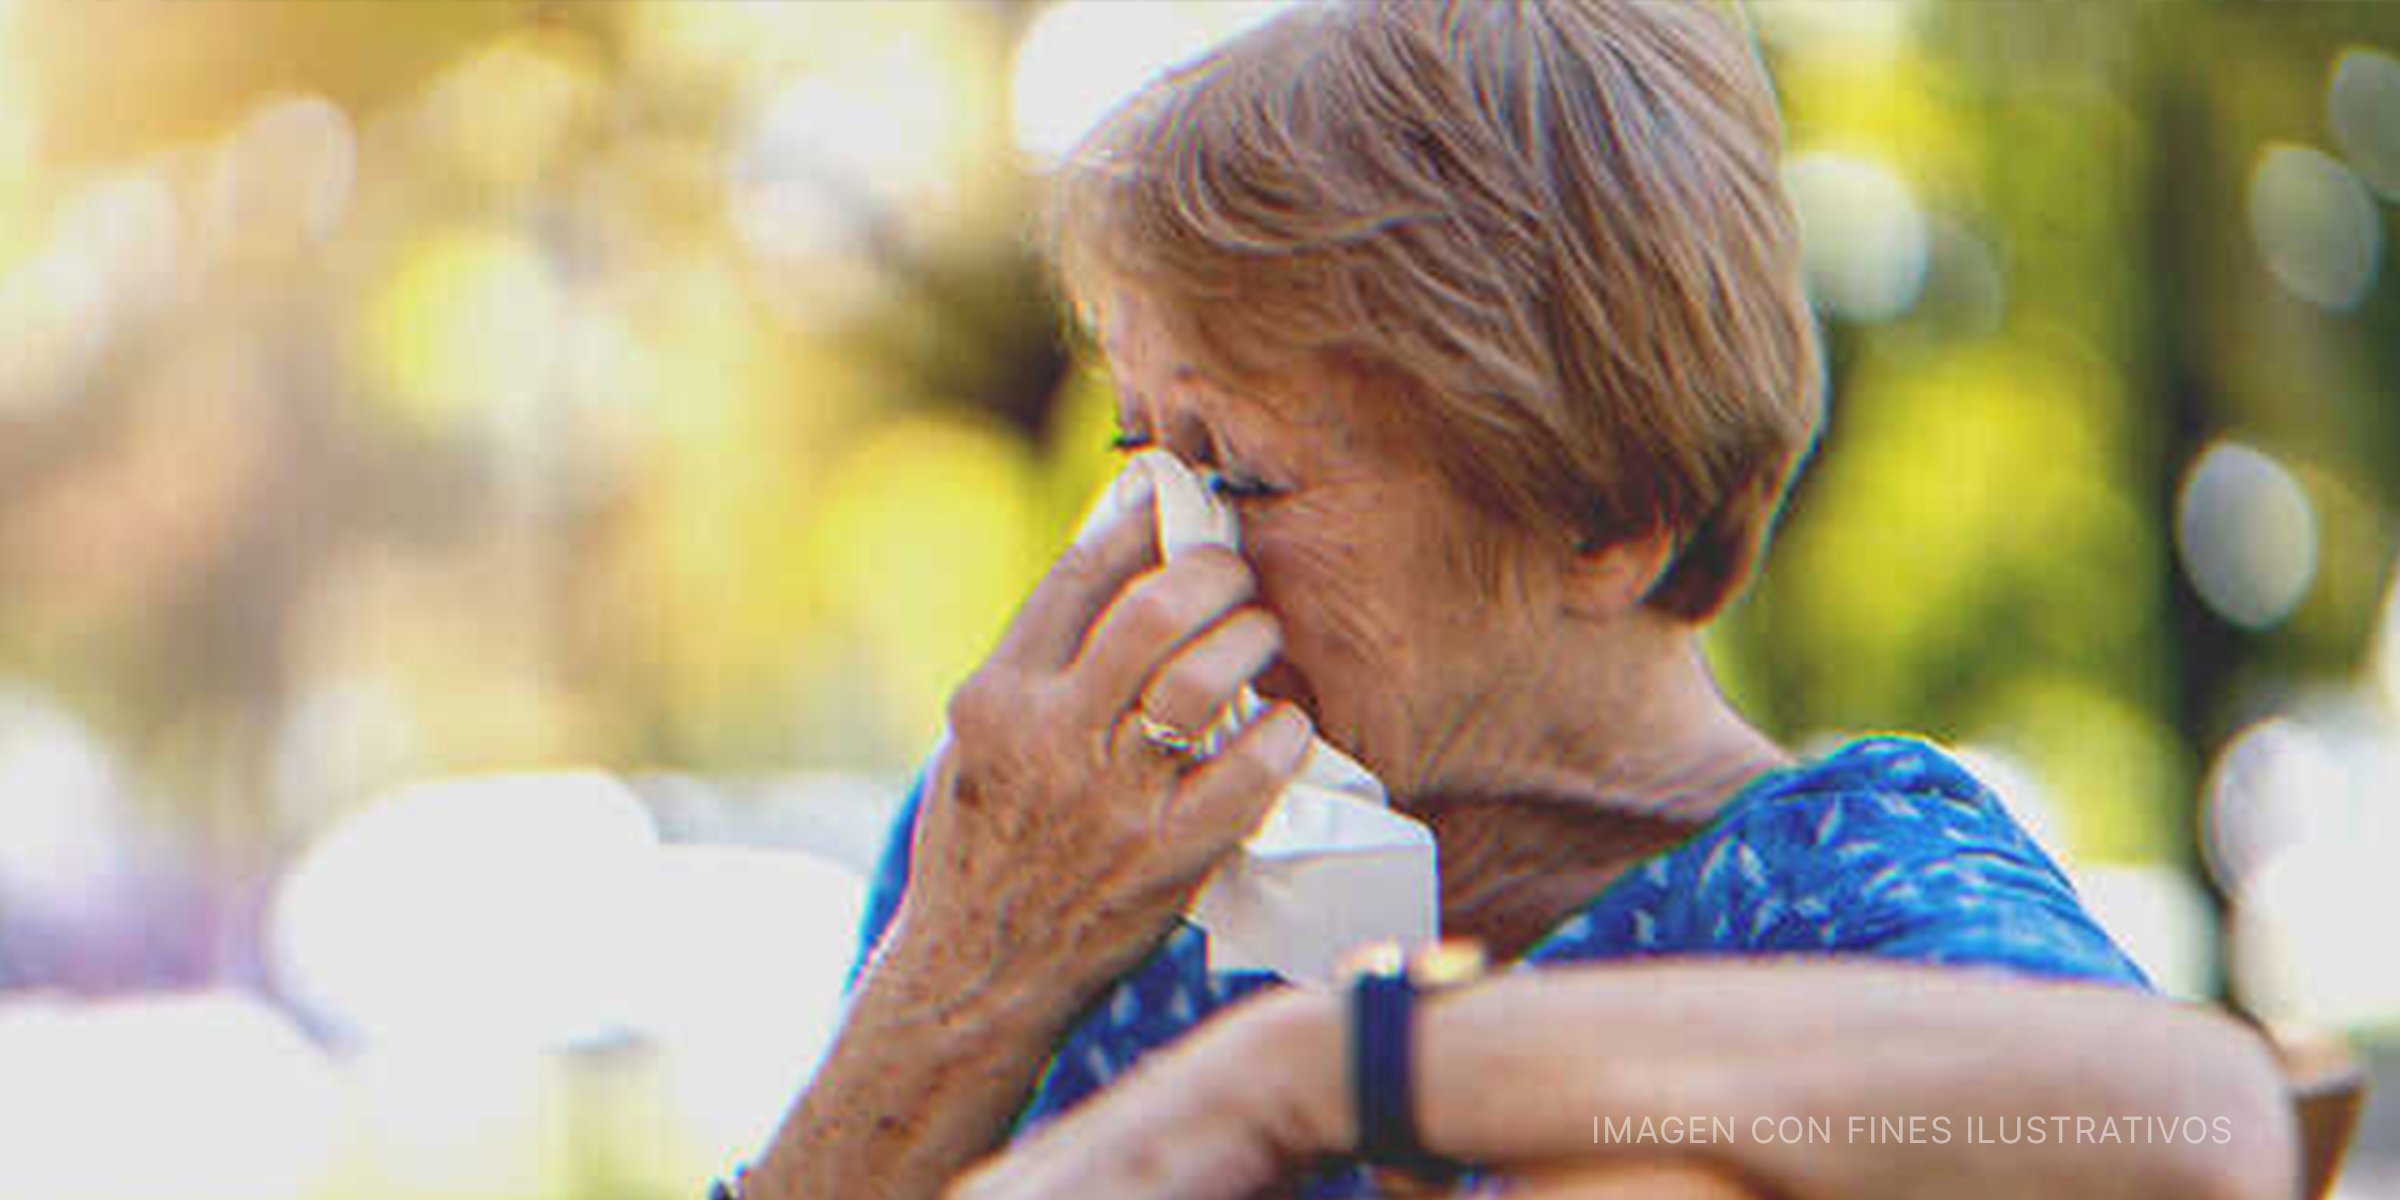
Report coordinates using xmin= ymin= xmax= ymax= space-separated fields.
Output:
xmin=1239 ymin=985 xmax=1358 ymax=1159
xmin=862 ymin=909 xmax=1083 ymax=1043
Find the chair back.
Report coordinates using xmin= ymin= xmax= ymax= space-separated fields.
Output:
xmin=2274 ymin=1028 xmax=2367 ymax=1200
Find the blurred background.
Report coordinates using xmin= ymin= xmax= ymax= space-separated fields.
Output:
xmin=0 ymin=0 xmax=2396 ymax=1196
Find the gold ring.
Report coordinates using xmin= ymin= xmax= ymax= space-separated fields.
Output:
xmin=1135 ymin=710 xmax=1201 ymax=756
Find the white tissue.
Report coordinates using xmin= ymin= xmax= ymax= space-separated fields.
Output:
xmin=1078 ymin=451 xmax=1439 ymax=985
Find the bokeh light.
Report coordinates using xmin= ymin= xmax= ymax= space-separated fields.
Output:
xmin=2248 ymin=142 xmax=2384 ymax=312
xmin=726 ymin=43 xmax=971 ymax=244
xmin=1010 ymin=0 xmax=1299 ymax=164
xmin=360 ymin=227 xmax=565 ymax=435
xmin=2203 ymin=718 xmax=2347 ymax=903
xmin=2206 ymin=708 xmax=2400 ymax=1029
xmin=637 ymin=843 xmax=865 ymax=1168
xmin=416 ymin=34 xmax=599 ymax=201
xmin=269 ymin=773 xmax=660 ymax=1049
xmin=2175 ymin=440 xmax=2320 ymax=631
xmin=2235 ymin=841 xmax=2400 ymax=1030
xmin=2329 ymin=45 xmax=2400 ymax=202
xmin=0 ymin=991 xmax=344 ymax=1200
xmin=1782 ymin=151 xmax=1930 ymax=321
xmin=800 ymin=414 xmax=1045 ymax=756
xmin=2378 ymin=555 xmax=2400 ymax=715
xmin=0 ymin=687 xmax=128 ymax=913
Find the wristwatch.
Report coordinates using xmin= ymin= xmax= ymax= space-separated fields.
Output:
xmin=1335 ymin=937 xmax=1490 ymax=1183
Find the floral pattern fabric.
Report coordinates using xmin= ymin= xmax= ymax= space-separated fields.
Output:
xmin=850 ymin=735 xmax=2150 ymax=1197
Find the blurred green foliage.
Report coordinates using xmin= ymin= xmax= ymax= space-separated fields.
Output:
xmin=0 ymin=0 xmax=2394 ymax=942
xmin=3 ymin=2 xmax=2400 ymax=1195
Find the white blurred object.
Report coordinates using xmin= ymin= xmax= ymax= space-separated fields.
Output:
xmin=1081 ymin=451 xmax=1438 ymax=985
xmin=1783 ymin=152 xmax=1931 ymax=321
xmin=2203 ymin=717 xmax=2351 ymax=900
xmin=2207 ymin=708 xmax=2400 ymax=1030
xmin=1011 ymin=0 xmax=1301 ymax=164
xmin=638 ymin=845 xmax=865 ymax=1164
xmin=647 ymin=769 xmax=906 ymax=877
xmin=0 ymin=991 xmax=343 ymax=1200
xmin=2233 ymin=837 xmax=2400 ymax=1029
xmin=2176 ymin=441 xmax=2319 ymax=631
xmin=2249 ymin=142 xmax=2384 ymax=312
xmin=2375 ymin=554 xmax=2400 ymax=715
xmin=346 ymin=1044 xmax=550 ymax=1199
xmin=2330 ymin=45 xmax=2400 ymax=201
xmin=727 ymin=46 xmax=962 ymax=244
xmin=0 ymin=687 xmax=130 ymax=913
xmin=268 ymin=772 xmax=660 ymax=1049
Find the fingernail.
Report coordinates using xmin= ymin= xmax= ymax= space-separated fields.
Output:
xmin=1071 ymin=466 xmax=1156 ymax=545
xmin=1112 ymin=464 xmax=1158 ymax=513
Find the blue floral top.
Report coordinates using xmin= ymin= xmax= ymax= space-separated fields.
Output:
xmin=850 ymin=735 xmax=2150 ymax=1197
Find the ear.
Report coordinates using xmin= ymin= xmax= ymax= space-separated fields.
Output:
xmin=1559 ymin=527 xmax=1679 ymax=621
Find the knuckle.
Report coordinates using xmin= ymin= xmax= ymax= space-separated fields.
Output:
xmin=945 ymin=669 xmax=1015 ymax=737
xmin=1244 ymin=716 xmax=1310 ymax=777
xmin=1229 ymin=605 xmax=1281 ymax=654
xmin=1231 ymin=736 xmax=1285 ymax=780
xmin=1146 ymin=669 xmax=1213 ymax=725
xmin=1050 ymin=537 xmax=1107 ymax=587
xmin=1118 ymin=577 xmax=1189 ymax=642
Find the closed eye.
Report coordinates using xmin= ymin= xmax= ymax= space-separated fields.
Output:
xmin=1108 ymin=432 xmax=1154 ymax=454
xmin=1206 ymin=469 xmax=1281 ymax=502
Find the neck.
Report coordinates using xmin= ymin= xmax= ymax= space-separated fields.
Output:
xmin=1394 ymin=623 xmax=1792 ymax=962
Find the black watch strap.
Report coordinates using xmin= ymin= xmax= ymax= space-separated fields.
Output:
xmin=1346 ymin=942 xmax=1481 ymax=1181
xmin=1353 ymin=969 xmax=1443 ymax=1168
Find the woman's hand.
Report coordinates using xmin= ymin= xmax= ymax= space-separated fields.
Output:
xmin=743 ymin=499 xmax=1314 ymax=1200
xmin=940 ymin=988 xmax=1771 ymax=1200
xmin=943 ymin=989 xmax=1346 ymax=1200
xmin=892 ymin=493 xmax=1315 ymax=1011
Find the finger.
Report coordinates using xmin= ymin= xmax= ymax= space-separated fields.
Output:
xmin=1162 ymin=704 xmax=1312 ymax=859
xmin=989 ymin=492 xmax=1158 ymax=671
xmin=1068 ymin=546 xmax=1257 ymax=722
xmin=1135 ymin=607 xmax=1280 ymax=740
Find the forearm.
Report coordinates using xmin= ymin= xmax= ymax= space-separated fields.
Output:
xmin=748 ymin=913 xmax=1083 ymax=1200
xmin=1280 ymin=961 xmax=2295 ymax=1200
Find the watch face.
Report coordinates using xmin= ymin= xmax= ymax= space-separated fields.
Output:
xmin=1336 ymin=938 xmax=1409 ymax=981
xmin=1408 ymin=939 xmax=1490 ymax=989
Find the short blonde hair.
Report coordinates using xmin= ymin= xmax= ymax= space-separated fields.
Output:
xmin=1041 ymin=0 xmax=1824 ymax=620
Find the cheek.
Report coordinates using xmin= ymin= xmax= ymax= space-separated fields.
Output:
xmin=1240 ymin=519 xmax=1411 ymax=684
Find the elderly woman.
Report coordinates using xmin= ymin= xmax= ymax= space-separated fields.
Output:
xmin=738 ymin=2 xmax=2293 ymax=1198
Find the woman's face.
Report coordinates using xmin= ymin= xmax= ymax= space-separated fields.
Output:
xmin=1101 ymin=302 xmax=1564 ymax=800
